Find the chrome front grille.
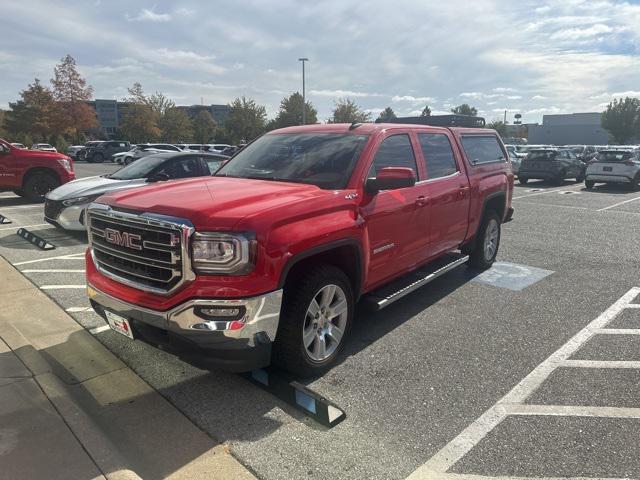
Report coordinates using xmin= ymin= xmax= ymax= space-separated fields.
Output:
xmin=87 ymin=204 xmax=194 ymax=294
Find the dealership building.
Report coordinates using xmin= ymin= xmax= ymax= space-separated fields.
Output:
xmin=527 ymin=112 xmax=610 ymax=145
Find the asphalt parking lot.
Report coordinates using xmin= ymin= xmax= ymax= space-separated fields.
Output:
xmin=1 ymin=163 xmax=640 ymax=480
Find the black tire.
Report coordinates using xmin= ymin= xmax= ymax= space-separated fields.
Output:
xmin=23 ymin=173 xmax=60 ymax=202
xmin=576 ymin=171 xmax=585 ymax=182
xmin=518 ymin=177 xmax=528 ymax=185
xmin=12 ymin=189 xmax=25 ymax=197
xmin=92 ymin=153 xmax=104 ymax=163
xmin=124 ymin=157 xmax=133 ymax=165
xmin=585 ymin=180 xmax=595 ymax=190
xmin=631 ymin=174 xmax=640 ymax=192
xmin=468 ymin=211 xmax=501 ymax=270
xmin=272 ymin=264 xmax=354 ymax=377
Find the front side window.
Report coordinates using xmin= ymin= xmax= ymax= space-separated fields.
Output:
xmin=461 ymin=135 xmax=506 ymax=165
xmin=155 ymin=155 xmax=202 ymax=179
xmin=368 ymin=134 xmax=417 ymax=178
xmin=418 ymin=133 xmax=458 ymax=179
xmin=217 ymin=133 xmax=368 ymax=189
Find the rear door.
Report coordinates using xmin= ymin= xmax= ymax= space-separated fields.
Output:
xmin=417 ymin=131 xmax=471 ymax=254
xmin=360 ymin=132 xmax=431 ymax=288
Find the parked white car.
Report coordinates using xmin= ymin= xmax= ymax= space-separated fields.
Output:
xmin=45 ymin=151 xmax=229 ymax=230
xmin=31 ymin=143 xmax=57 ymax=153
xmin=10 ymin=142 xmax=26 ymax=149
xmin=66 ymin=145 xmax=85 ymax=159
xmin=114 ymin=144 xmax=183 ymax=165
xmin=585 ymin=149 xmax=640 ymax=191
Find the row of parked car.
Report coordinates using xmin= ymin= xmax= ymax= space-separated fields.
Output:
xmin=505 ymin=144 xmax=640 ymax=191
xmin=67 ymin=141 xmax=239 ymax=164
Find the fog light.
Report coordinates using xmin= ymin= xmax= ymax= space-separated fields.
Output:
xmin=200 ymin=307 xmax=240 ymax=317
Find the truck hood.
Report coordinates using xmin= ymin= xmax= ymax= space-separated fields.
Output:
xmin=46 ymin=176 xmax=146 ymax=201
xmin=96 ymin=177 xmax=339 ymax=230
xmin=14 ymin=147 xmax=69 ymax=161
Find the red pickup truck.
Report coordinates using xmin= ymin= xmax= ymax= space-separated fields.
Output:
xmin=86 ymin=122 xmax=513 ymax=376
xmin=0 ymin=139 xmax=76 ymax=201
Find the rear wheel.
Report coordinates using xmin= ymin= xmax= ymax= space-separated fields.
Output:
xmin=518 ymin=177 xmax=528 ymax=185
xmin=553 ymin=170 xmax=565 ymax=186
xmin=576 ymin=170 xmax=585 ymax=182
xmin=585 ymin=180 xmax=595 ymax=189
xmin=273 ymin=264 xmax=353 ymax=377
xmin=23 ymin=173 xmax=60 ymax=202
xmin=92 ymin=153 xmax=104 ymax=163
xmin=469 ymin=211 xmax=501 ymax=270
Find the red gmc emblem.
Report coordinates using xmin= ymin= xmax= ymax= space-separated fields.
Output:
xmin=104 ymin=228 xmax=142 ymax=250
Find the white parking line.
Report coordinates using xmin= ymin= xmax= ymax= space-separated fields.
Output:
xmin=516 ymin=201 xmax=591 ymax=211
xmin=22 ymin=269 xmax=85 ymax=273
xmin=89 ymin=325 xmax=110 ymax=335
xmin=506 ymin=404 xmax=640 ymax=419
xmin=561 ymin=359 xmax=640 ymax=369
xmin=596 ymin=328 xmax=640 ymax=335
xmin=406 ymin=287 xmax=640 ymax=480
xmin=40 ymin=285 xmax=86 ymax=290
xmin=0 ymin=204 xmax=43 ymax=210
xmin=597 ymin=195 xmax=640 ymax=212
xmin=0 ymin=223 xmax=48 ymax=232
xmin=66 ymin=307 xmax=93 ymax=313
xmin=13 ymin=253 xmax=85 ymax=266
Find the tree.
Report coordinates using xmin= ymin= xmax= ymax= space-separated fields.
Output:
xmin=126 ymin=82 xmax=147 ymax=104
xmin=329 ymin=98 xmax=371 ymax=123
xmin=421 ymin=105 xmax=432 ymax=117
xmin=50 ymin=54 xmax=97 ymax=140
xmin=147 ymin=91 xmax=176 ymax=116
xmin=601 ymin=97 xmax=640 ymax=144
xmin=269 ymin=92 xmax=318 ymax=129
xmin=193 ymin=110 xmax=217 ymax=143
xmin=451 ymin=104 xmax=478 ymax=116
xmin=0 ymin=110 xmax=7 ymax=138
xmin=225 ymin=97 xmax=267 ymax=144
xmin=486 ymin=120 xmax=507 ymax=138
xmin=120 ymin=104 xmax=160 ymax=143
xmin=5 ymin=79 xmax=56 ymax=141
xmin=160 ymin=108 xmax=193 ymax=143
xmin=377 ymin=107 xmax=397 ymax=122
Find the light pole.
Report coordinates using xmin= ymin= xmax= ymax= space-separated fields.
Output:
xmin=298 ymin=57 xmax=309 ymax=125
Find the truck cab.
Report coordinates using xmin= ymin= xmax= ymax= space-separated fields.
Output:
xmin=85 ymin=122 xmax=513 ymax=376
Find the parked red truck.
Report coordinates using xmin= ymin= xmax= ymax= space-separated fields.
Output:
xmin=0 ymin=139 xmax=75 ymax=201
xmin=86 ymin=122 xmax=513 ymax=376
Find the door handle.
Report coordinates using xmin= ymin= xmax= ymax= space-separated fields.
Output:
xmin=459 ymin=185 xmax=469 ymax=197
xmin=415 ymin=196 xmax=428 ymax=207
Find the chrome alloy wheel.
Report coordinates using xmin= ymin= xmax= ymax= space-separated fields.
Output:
xmin=302 ymin=284 xmax=348 ymax=362
xmin=484 ymin=218 xmax=499 ymax=262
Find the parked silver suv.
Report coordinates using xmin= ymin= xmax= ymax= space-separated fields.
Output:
xmin=585 ymin=149 xmax=640 ymax=191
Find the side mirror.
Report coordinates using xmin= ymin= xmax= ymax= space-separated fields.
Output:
xmin=0 ymin=144 xmax=9 ymax=154
xmin=148 ymin=172 xmax=170 ymax=183
xmin=365 ymin=167 xmax=416 ymax=194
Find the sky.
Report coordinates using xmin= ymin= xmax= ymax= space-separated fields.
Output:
xmin=2 ymin=0 xmax=640 ymax=124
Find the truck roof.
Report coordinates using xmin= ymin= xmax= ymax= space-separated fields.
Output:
xmin=271 ymin=123 xmax=495 ymax=136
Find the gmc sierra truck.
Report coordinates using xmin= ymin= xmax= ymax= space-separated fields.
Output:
xmin=86 ymin=121 xmax=514 ymax=376
xmin=0 ymin=139 xmax=76 ymax=201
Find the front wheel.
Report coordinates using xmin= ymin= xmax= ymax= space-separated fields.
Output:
xmin=585 ymin=180 xmax=595 ymax=189
xmin=576 ymin=171 xmax=585 ymax=182
xmin=23 ymin=173 xmax=60 ymax=202
xmin=273 ymin=264 xmax=353 ymax=377
xmin=518 ymin=177 xmax=528 ymax=185
xmin=468 ymin=211 xmax=501 ymax=270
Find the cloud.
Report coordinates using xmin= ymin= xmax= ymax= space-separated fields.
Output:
xmin=126 ymin=8 xmax=172 ymax=22
xmin=309 ymin=89 xmax=383 ymax=98
xmin=550 ymin=24 xmax=614 ymax=41
xmin=391 ymin=95 xmax=436 ymax=104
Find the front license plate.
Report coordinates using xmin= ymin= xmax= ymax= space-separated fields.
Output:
xmin=603 ymin=166 xmax=613 ymax=172
xmin=105 ymin=310 xmax=134 ymax=339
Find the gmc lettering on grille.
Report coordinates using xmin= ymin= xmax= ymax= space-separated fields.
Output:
xmin=104 ymin=228 xmax=143 ymax=251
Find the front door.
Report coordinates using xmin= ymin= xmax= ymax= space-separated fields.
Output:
xmin=360 ymin=133 xmax=430 ymax=289
xmin=0 ymin=144 xmax=17 ymax=189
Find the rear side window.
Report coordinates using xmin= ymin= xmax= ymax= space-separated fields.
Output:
xmin=460 ymin=135 xmax=505 ymax=165
xmin=418 ymin=133 xmax=458 ymax=179
xmin=368 ymin=134 xmax=417 ymax=177
xmin=528 ymin=151 xmax=557 ymax=161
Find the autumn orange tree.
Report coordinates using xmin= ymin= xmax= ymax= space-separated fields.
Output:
xmin=51 ymin=54 xmax=97 ymax=141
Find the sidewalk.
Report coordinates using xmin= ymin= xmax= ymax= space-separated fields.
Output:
xmin=0 ymin=256 xmax=256 ymax=480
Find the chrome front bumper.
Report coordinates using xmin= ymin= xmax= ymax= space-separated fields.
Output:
xmin=87 ymin=284 xmax=283 ymax=347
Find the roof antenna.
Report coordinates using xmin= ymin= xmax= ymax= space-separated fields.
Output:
xmin=349 ymin=122 xmax=362 ymax=130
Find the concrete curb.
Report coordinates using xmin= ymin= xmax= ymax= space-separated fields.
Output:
xmin=0 ymin=255 xmax=256 ymax=480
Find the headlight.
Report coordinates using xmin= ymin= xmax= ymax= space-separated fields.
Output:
xmin=62 ymin=194 xmax=101 ymax=207
xmin=191 ymin=232 xmax=255 ymax=274
xmin=57 ymin=158 xmax=72 ymax=172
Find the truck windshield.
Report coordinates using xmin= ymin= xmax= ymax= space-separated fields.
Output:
xmin=216 ymin=133 xmax=369 ymax=189
xmin=109 ymin=155 xmax=167 ymax=180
